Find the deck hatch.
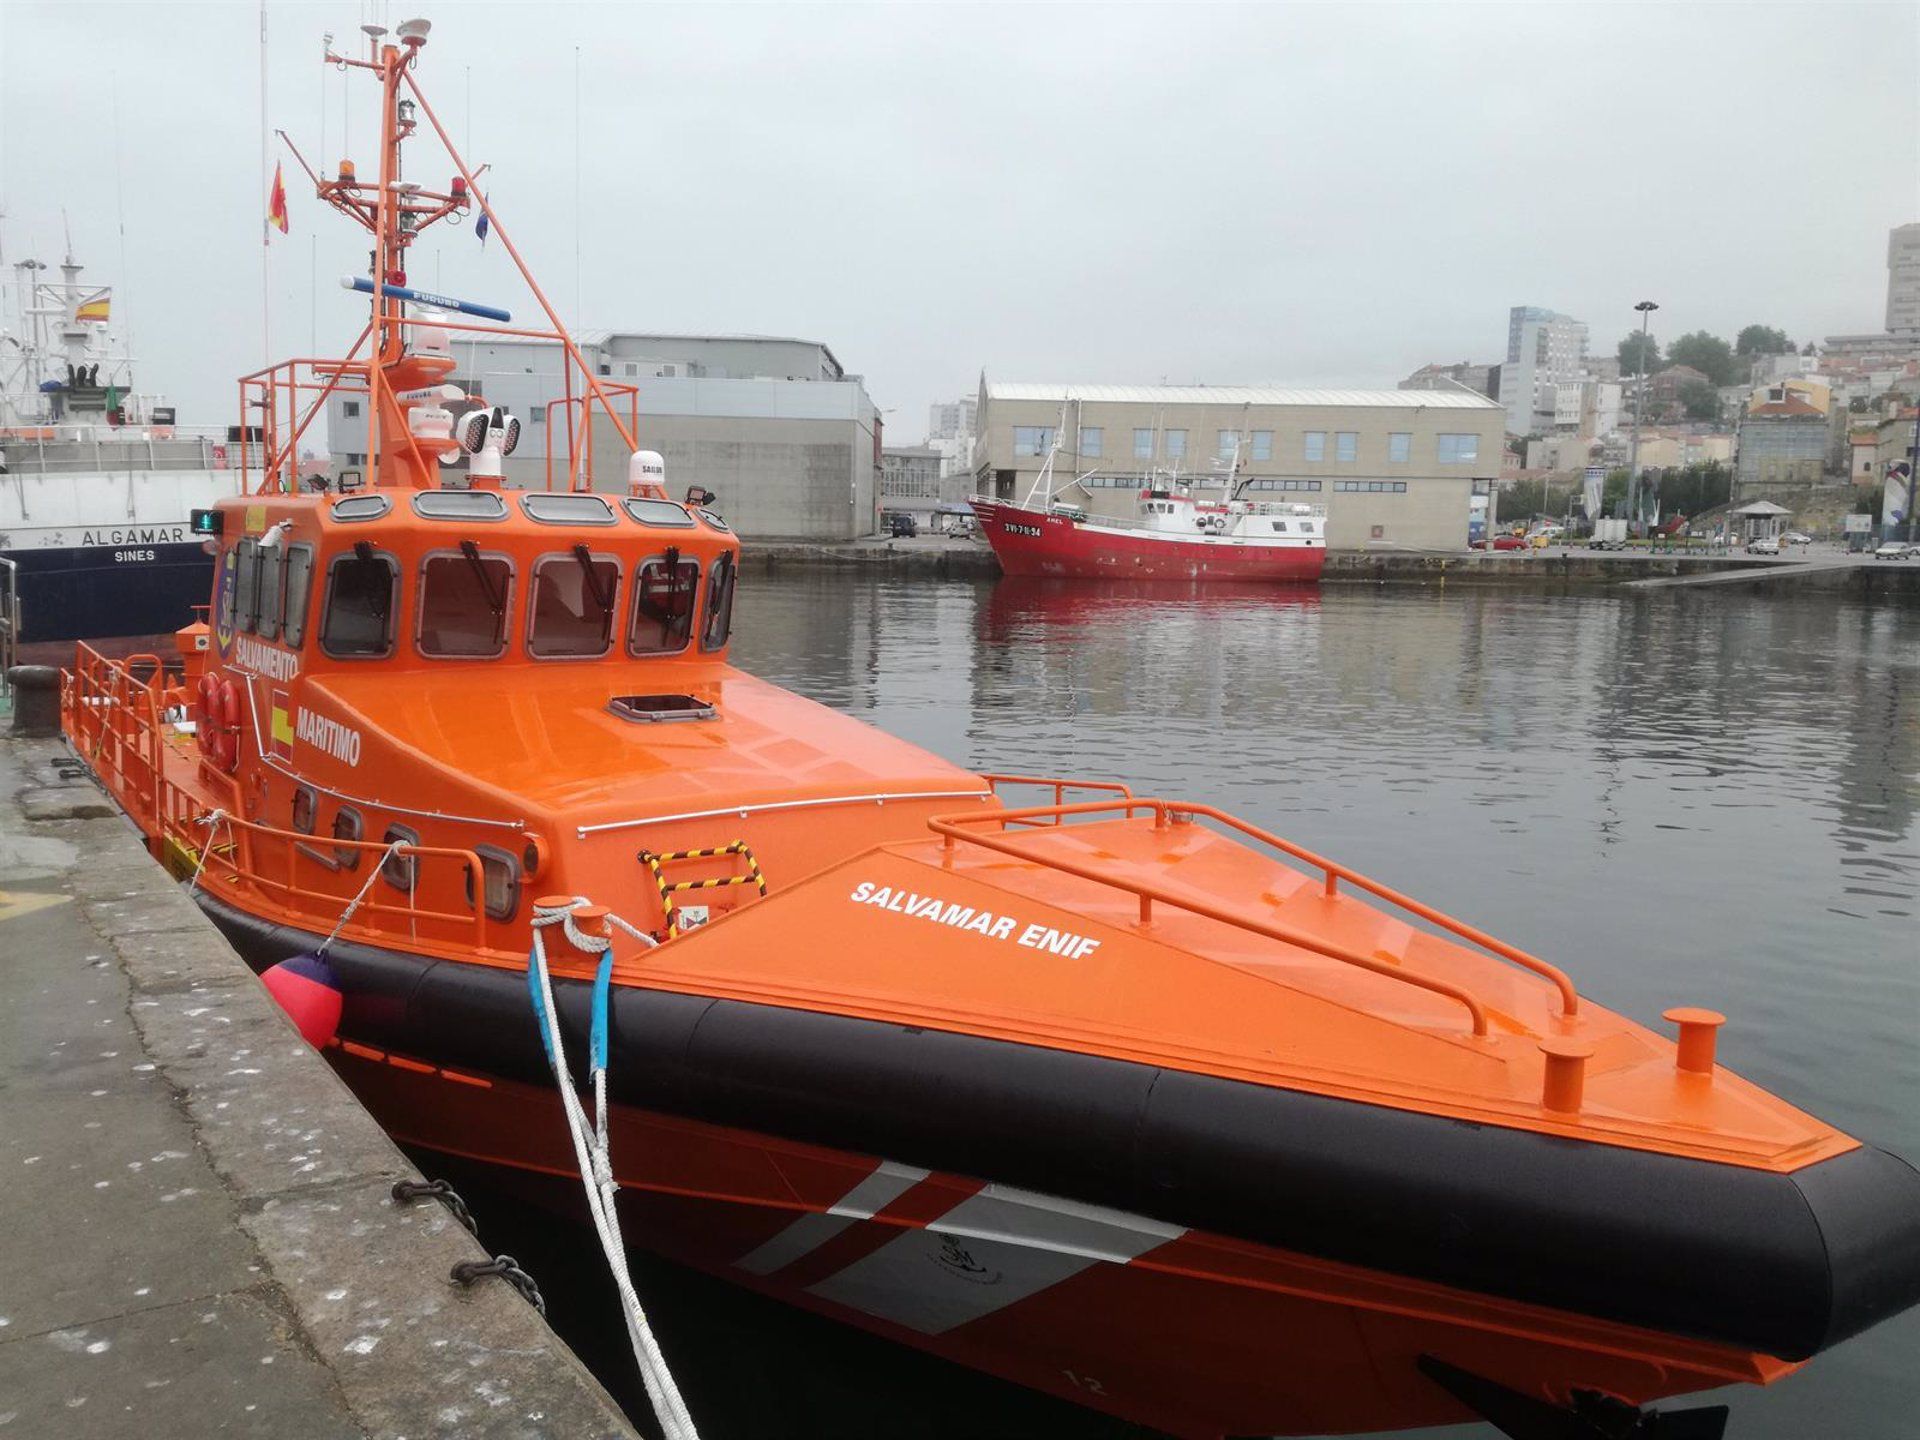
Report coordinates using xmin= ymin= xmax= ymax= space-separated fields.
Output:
xmin=608 ymin=693 xmax=716 ymax=723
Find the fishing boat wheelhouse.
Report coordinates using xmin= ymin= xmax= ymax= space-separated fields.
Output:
xmin=60 ymin=18 xmax=1920 ymax=1440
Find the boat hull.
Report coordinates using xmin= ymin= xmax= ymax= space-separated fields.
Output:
xmin=193 ymin=891 xmax=1920 ymax=1439
xmin=972 ymin=501 xmax=1324 ymax=582
xmin=3 ymin=537 xmax=211 ymax=643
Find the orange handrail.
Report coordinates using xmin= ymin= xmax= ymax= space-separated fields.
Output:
xmin=930 ymin=797 xmax=1505 ymax=1038
xmin=1162 ymin=801 xmax=1577 ymax=1017
xmin=982 ymin=773 xmax=1134 ymax=825
xmin=63 ymin=645 xmax=497 ymax=956
xmin=940 ymin=796 xmax=1577 ymax=1018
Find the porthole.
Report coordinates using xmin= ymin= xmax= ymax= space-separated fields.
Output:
xmin=331 ymin=807 xmax=364 ymax=870
xmin=381 ymin=824 xmax=421 ymax=892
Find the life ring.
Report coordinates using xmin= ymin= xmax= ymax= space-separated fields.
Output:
xmin=195 ymin=673 xmax=221 ymax=758
xmin=197 ymin=675 xmax=243 ymax=772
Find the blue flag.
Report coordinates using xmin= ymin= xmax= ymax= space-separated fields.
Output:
xmin=475 ymin=205 xmax=490 ymax=246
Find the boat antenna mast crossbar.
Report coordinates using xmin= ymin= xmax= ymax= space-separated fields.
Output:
xmin=241 ymin=18 xmax=642 ymax=497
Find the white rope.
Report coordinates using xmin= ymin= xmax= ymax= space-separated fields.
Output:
xmin=317 ymin=840 xmax=408 ymax=956
xmin=528 ymin=898 xmax=696 ymax=1440
xmin=186 ymin=809 xmax=230 ymax=894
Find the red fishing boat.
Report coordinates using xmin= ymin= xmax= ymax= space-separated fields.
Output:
xmin=973 ymin=430 xmax=1324 ymax=582
xmin=972 ymin=487 xmax=1325 ymax=581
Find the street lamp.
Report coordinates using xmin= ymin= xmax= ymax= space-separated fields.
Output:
xmin=1626 ymin=300 xmax=1658 ymax=532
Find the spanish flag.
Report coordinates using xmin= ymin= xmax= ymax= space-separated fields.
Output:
xmin=76 ymin=292 xmax=111 ymax=323
xmin=268 ymin=160 xmax=289 ymax=236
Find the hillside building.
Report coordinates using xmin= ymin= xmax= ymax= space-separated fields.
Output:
xmin=1498 ymin=307 xmax=1589 ymax=438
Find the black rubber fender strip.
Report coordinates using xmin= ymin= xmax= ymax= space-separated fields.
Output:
xmin=196 ymin=891 xmax=1920 ymax=1362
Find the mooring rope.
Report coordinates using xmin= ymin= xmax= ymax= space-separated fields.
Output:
xmin=526 ymin=896 xmax=693 ymax=1440
xmin=187 ymin=809 xmax=231 ymax=895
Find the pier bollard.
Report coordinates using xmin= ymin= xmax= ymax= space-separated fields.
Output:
xmin=7 ymin=666 xmax=60 ymax=737
xmin=1538 ymin=1037 xmax=1595 ymax=1114
xmin=1663 ymin=1006 xmax=1725 ymax=1076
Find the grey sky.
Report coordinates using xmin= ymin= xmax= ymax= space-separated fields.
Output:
xmin=3 ymin=1 xmax=1916 ymax=442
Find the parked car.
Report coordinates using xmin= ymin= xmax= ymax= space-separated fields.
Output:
xmin=886 ymin=513 xmax=918 ymax=538
xmin=1874 ymin=541 xmax=1915 ymax=560
xmin=1490 ymin=534 xmax=1528 ymax=552
xmin=1783 ymin=531 xmax=1814 ymax=546
xmin=1746 ymin=536 xmax=1782 ymax=555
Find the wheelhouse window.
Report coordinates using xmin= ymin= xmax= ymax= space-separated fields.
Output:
xmin=257 ymin=541 xmax=284 ymax=641
xmin=320 ymin=546 xmax=399 ymax=658
xmin=701 ymin=551 xmax=736 ymax=651
xmin=529 ymin=548 xmax=619 ymax=658
xmin=417 ymin=544 xmax=513 ymax=658
xmin=629 ymin=551 xmax=699 ymax=657
xmin=283 ymin=544 xmax=316 ymax=648
xmin=235 ymin=539 xmax=263 ymax=633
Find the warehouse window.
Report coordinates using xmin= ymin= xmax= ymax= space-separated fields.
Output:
xmin=1217 ymin=430 xmax=1239 ymax=460
xmin=1013 ymin=426 xmax=1054 ymax=457
xmin=1242 ymin=478 xmax=1322 ymax=492
xmin=1336 ymin=431 xmax=1358 ymax=462
xmin=1079 ymin=426 xmax=1102 ymax=457
xmin=1303 ymin=431 xmax=1326 ymax=462
xmin=1333 ymin=481 xmax=1408 ymax=493
xmin=1438 ymin=433 xmax=1480 ymax=464
xmin=1388 ymin=432 xmax=1411 ymax=463
xmin=1165 ymin=430 xmax=1187 ymax=460
xmin=1251 ymin=430 xmax=1273 ymax=461
xmin=1133 ymin=429 xmax=1154 ymax=459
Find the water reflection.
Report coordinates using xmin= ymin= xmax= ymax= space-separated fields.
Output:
xmin=732 ymin=574 xmax=1919 ymax=1439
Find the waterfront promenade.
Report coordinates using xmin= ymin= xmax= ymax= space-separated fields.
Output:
xmin=0 ymin=733 xmax=636 ymax=1439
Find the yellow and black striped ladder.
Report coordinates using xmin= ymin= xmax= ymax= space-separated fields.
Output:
xmin=637 ymin=841 xmax=768 ymax=937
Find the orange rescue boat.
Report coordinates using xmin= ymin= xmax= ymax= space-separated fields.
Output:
xmin=63 ymin=21 xmax=1920 ymax=1440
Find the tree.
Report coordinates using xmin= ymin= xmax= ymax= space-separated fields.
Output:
xmin=1666 ymin=331 xmax=1739 ymax=386
xmin=1679 ymin=380 xmax=1722 ymax=422
xmin=1736 ymin=325 xmax=1793 ymax=357
xmin=1618 ymin=332 xmax=1661 ymax=377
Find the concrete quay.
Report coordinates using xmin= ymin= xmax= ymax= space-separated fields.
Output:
xmin=746 ymin=534 xmax=1920 ymax=593
xmin=0 ymin=733 xmax=637 ymax=1439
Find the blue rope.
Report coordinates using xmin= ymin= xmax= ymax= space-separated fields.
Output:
xmin=590 ymin=947 xmax=615 ymax=1074
xmin=527 ymin=937 xmax=558 ymax=1064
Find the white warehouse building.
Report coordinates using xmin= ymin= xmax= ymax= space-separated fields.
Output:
xmin=326 ymin=332 xmax=885 ymax=540
xmin=974 ymin=381 xmax=1506 ymax=551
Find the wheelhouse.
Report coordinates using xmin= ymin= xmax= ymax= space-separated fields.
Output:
xmin=207 ymin=488 xmax=741 ymax=672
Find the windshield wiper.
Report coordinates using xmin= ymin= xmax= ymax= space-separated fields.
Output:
xmin=459 ymin=539 xmax=506 ymax=626
xmin=572 ymin=543 xmax=616 ymax=617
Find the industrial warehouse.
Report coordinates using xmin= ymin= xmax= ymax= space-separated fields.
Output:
xmin=972 ymin=381 xmax=1508 ymax=551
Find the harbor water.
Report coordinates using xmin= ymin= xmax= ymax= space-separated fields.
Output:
xmin=455 ymin=572 xmax=1920 ymax=1440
